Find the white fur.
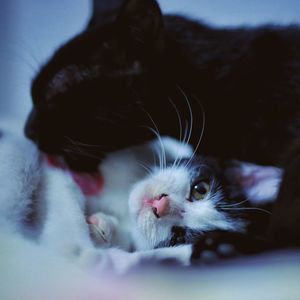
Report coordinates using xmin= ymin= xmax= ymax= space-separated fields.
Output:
xmin=0 ymin=132 xmax=41 ymax=234
xmin=40 ymin=166 xmax=94 ymax=254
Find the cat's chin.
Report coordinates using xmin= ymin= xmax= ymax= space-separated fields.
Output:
xmin=131 ymin=208 xmax=174 ymax=250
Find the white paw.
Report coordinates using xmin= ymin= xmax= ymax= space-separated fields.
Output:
xmin=78 ymin=247 xmax=138 ymax=275
xmin=77 ymin=248 xmax=108 ymax=274
xmin=87 ymin=212 xmax=118 ymax=247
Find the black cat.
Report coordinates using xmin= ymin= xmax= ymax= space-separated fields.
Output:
xmin=25 ymin=0 xmax=300 ymax=251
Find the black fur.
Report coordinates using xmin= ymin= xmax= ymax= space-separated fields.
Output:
xmin=191 ymin=230 xmax=272 ymax=264
xmin=25 ymin=0 xmax=300 ymax=250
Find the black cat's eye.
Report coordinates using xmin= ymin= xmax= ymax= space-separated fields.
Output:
xmin=190 ymin=181 xmax=210 ymax=201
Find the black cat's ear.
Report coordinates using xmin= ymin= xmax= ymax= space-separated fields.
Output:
xmin=116 ymin=0 xmax=164 ymax=56
xmin=89 ymin=0 xmax=123 ymax=27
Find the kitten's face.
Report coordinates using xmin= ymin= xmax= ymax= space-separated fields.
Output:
xmin=129 ymin=157 xmax=243 ymax=250
xmin=25 ymin=0 xmax=178 ymax=171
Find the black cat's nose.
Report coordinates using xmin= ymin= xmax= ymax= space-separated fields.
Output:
xmin=24 ymin=109 xmax=38 ymax=141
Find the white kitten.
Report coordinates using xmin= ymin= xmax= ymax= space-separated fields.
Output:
xmin=0 ymin=130 xmax=194 ymax=272
xmin=0 ymin=130 xmax=282 ymax=275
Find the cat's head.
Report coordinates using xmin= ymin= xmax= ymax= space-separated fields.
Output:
xmin=128 ymin=156 xmax=245 ymax=250
xmin=25 ymin=0 xmax=186 ymax=171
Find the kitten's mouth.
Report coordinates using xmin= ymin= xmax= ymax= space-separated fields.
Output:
xmin=152 ymin=207 xmax=160 ymax=219
xmin=45 ymin=155 xmax=104 ymax=196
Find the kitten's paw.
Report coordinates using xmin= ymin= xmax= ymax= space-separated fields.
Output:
xmin=78 ymin=247 xmax=139 ymax=275
xmin=225 ymin=161 xmax=282 ymax=204
xmin=87 ymin=212 xmax=118 ymax=247
xmin=77 ymin=248 xmax=110 ymax=275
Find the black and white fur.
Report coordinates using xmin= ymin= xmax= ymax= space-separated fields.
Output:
xmin=0 ymin=130 xmax=199 ymax=272
xmin=24 ymin=0 xmax=300 ymax=250
xmin=3 ymin=130 xmax=287 ymax=273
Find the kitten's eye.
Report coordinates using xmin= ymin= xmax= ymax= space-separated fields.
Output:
xmin=190 ymin=181 xmax=210 ymax=201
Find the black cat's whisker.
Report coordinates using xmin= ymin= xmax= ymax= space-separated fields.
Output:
xmin=65 ymin=137 xmax=107 ymax=149
xmin=61 ymin=147 xmax=79 ymax=161
xmin=6 ymin=38 xmax=42 ymax=74
xmin=63 ymin=145 xmax=104 ymax=161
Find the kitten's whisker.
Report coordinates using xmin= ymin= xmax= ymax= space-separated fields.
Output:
xmin=173 ymin=121 xmax=189 ymax=169
xmin=143 ymin=126 xmax=163 ymax=170
xmin=150 ymin=146 xmax=159 ymax=171
xmin=177 ymin=86 xmax=193 ymax=149
xmin=184 ymin=95 xmax=206 ymax=169
xmin=168 ymin=97 xmax=184 ymax=169
xmin=142 ymin=109 xmax=167 ymax=171
xmin=175 ymin=85 xmax=200 ymax=170
xmin=220 ymin=198 xmax=251 ymax=208
xmin=138 ymin=162 xmax=153 ymax=175
xmin=220 ymin=207 xmax=272 ymax=215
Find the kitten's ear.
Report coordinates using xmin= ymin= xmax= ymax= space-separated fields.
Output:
xmin=116 ymin=0 xmax=164 ymax=56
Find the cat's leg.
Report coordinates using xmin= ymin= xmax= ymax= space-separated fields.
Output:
xmin=40 ymin=166 xmax=94 ymax=257
xmin=0 ymin=132 xmax=41 ymax=234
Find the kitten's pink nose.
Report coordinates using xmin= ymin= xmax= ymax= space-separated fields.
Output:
xmin=86 ymin=215 xmax=99 ymax=225
xmin=144 ymin=194 xmax=170 ymax=218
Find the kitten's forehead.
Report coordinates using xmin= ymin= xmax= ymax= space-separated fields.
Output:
xmin=147 ymin=166 xmax=190 ymax=197
xmin=145 ymin=156 xmax=220 ymax=197
xmin=175 ymin=156 xmax=221 ymax=182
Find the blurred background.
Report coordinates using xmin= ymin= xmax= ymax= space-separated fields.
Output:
xmin=0 ymin=0 xmax=299 ymax=133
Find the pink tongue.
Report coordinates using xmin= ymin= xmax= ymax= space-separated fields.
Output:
xmin=45 ymin=155 xmax=104 ymax=196
xmin=71 ymin=172 xmax=104 ymax=196
xmin=46 ymin=155 xmax=66 ymax=169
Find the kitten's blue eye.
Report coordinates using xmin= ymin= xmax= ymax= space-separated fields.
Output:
xmin=190 ymin=181 xmax=210 ymax=201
